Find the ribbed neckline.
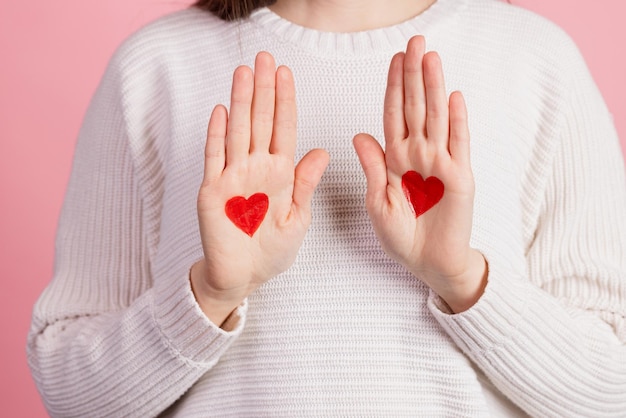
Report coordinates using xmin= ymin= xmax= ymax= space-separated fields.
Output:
xmin=248 ymin=0 xmax=468 ymax=57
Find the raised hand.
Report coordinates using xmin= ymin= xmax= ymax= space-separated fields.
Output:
xmin=353 ymin=36 xmax=487 ymax=313
xmin=192 ymin=52 xmax=329 ymax=325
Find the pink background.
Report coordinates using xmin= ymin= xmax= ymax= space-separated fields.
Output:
xmin=1 ymin=1 xmax=624 ymax=415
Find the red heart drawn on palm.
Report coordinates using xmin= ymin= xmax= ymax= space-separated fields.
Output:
xmin=225 ymin=193 xmax=269 ymax=237
xmin=401 ymin=171 xmax=444 ymax=218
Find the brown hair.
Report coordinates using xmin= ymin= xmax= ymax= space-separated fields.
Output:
xmin=195 ymin=0 xmax=514 ymax=21
xmin=194 ymin=0 xmax=276 ymax=21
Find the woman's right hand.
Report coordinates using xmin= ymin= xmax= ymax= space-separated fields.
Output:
xmin=191 ymin=52 xmax=329 ymax=326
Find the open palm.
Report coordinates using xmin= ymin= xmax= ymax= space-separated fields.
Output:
xmin=353 ymin=36 xmax=485 ymax=312
xmin=195 ymin=52 xmax=329 ymax=316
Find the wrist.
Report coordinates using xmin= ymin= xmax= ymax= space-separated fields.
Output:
xmin=190 ymin=259 xmax=244 ymax=328
xmin=433 ymin=249 xmax=488 ymax=313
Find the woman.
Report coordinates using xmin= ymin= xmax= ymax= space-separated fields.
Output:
xmin=28 ymin=0 xmax=626 ymax=416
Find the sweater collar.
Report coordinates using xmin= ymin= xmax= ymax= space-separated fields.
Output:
xmin=248 ymin=0 xmax=468 ymax=57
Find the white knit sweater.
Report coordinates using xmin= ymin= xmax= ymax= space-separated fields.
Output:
xmin=28 ymin=0 xmax=626 ymax=416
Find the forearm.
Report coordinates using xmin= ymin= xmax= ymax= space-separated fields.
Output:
xmin=428 ymin=260 xmax=626 ymax=417
xmin=28 ymin=273 xmax=244 ymax=417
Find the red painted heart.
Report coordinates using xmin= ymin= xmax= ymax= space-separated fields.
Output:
xmin=401 ymin=171 xmax=444 ymax=218
xmin=225 ymin=193 xmax=269 ymax=237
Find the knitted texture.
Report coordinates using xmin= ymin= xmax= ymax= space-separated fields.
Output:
xmin=28 ymin=0 xmax=626 ymax=416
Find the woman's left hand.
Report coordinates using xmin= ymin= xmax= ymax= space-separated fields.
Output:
xmin=353 ymin=35 xmax=487 ymax=313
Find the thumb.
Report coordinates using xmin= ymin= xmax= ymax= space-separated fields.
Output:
xmin=353 ymin=133 xmax=388 ymax=203
xmin=292 ymin=148 xmax=330 ymax=211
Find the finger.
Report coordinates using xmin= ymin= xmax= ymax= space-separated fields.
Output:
xmin=226 ymin=65 xmax=253 ymax=166
xmin=403 ymin=35 xmax=427 ymax=139
xmin=353 ymin=133 xmax=388 ymax=205
xmin=449 ymin=91 xmax=470 ymax=164
xmin=250 ymin=52 xmax=276 ymax=154
xmin=423 ymin=51 xmax=449 ymax=149
xmin=270 ymin=65 xmax=297 ymax=158
xmin=292 ymin=148 xmax=330 ymax=211
xmin=384 ymin=52 xmax=408 ymax=149
xmin=203 ymin=105 xmax=228 ymax=185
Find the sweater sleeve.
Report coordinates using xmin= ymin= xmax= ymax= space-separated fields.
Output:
xmin=26 ymin=51 xmax=246 ymax=418
xmin=427 ymin=44 xmax=626 ymax=416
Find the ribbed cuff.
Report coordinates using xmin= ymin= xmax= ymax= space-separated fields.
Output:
xmin=427 ymin=258 xmax=531 ymax=356
xmin=151 ymin=272 xmax=247 ymax=365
